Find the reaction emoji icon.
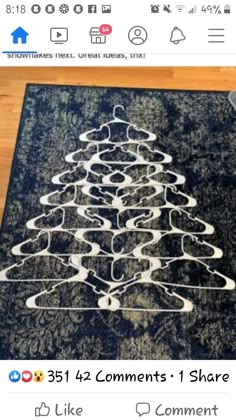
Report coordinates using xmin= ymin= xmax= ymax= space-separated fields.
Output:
xmin=22 ymin=370 xmax=33 ymax=383
xmin=34 ymin=370 xmax=45 ymax=382
xmin=9 ymin=370 xmax=21 ymax=383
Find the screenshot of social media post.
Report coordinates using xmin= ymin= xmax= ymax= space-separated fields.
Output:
xmin=0 ymin=0 xmax=235 ymax=419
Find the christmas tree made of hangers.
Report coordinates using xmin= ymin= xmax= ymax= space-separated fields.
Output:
xmin=0 ymin=105 xmax=234 ymax=312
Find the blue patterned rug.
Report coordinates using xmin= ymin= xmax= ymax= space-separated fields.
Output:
xmin=0 ymin=84 xmax=235 ymax=359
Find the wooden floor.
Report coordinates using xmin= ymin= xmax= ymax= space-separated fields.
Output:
xmin=1 ymin=66 xmax=236 ymax=223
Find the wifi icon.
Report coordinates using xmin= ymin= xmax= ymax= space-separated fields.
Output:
xmin=176 ymin=5 xmax=185 ymax=12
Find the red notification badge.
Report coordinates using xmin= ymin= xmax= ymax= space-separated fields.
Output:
xmin=99 ymin=24 xmax=112 ymax=35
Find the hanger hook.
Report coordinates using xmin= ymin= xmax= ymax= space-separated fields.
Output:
xmin=111 ymin=259 xmax=124 ymax=282
xmin=113 ymin=105 xmax=125 ymax=119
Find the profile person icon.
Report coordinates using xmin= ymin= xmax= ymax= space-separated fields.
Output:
xmin=128 ymin=26 xmax=148 ymax=45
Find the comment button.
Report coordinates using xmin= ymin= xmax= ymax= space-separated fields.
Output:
xmin=136 ymin=402 xmax=151 ymax=417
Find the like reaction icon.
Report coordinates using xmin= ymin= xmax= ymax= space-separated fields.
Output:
xmin=35 ymin=402 xmax=50 ymax=417
xmin=9 ymin=370 xmax=21 ymax=383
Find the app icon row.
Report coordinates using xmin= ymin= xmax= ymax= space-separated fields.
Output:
xmin=31 ymin=4 xmax=111 ymax=14
xmin=8 ymin=25 xmax=187 ymax=46
xmin=4 ymin=25 xmax=227 ymax=51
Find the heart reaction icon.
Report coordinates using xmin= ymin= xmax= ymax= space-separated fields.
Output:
xmin=22 ymin=370 xmax=33 ymax=383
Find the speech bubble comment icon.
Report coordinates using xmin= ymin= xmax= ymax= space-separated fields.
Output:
xmin=136 ymin=402 xmax=150 ymax=417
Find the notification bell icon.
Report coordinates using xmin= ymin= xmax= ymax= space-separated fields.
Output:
xmin=170 ymin=27 xmax=186 ymax=44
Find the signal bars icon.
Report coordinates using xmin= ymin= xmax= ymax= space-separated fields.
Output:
xmin=189 ymin=5 xmax=197 ymax=14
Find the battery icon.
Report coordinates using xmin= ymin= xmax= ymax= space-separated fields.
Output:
xmin=224 ymin=4 xmax=231 ymax=13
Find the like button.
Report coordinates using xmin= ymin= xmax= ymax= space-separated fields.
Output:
xmin=35 ymin=402 xmax=50 ymax=417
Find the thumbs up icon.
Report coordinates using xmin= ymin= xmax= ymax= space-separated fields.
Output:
xmin=35 ymin=402 xmax=50 ymax=417
xmin=9 ymin=370 xmax=21 ymax=383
